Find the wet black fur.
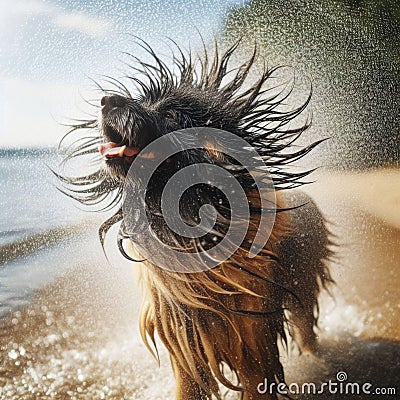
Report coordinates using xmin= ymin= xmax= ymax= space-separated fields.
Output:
xmin=55 ymin=38 xmax=322 ymax=261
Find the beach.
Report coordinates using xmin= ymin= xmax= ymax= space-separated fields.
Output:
xmin=0 ymin=228 xmax=175 ymax=400
xmin=0 ymin=168 xmax=399 ymax=399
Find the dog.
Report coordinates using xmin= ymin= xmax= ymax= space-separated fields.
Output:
xmin=58 ymin=40 xmax=332 ymax=399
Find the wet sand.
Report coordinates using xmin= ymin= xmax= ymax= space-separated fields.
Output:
xmin=0 ymin=169 xmax=399 ymax=399
xmin=306 ymin=169 xmax=400 ymax=341
xmin=0 ymin=226 xmax=176 ymax=399
xmin=287 ymin=168 xmax=400 ymax=399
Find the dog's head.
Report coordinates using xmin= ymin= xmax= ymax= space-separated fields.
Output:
xmin=58 ymin=40 xmax=317 ymax=263
xmin=98 ymin=78 xmax=239 ymax=180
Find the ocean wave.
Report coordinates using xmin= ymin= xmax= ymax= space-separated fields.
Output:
xmin=0 ymin=219 xmax=99 ymax=265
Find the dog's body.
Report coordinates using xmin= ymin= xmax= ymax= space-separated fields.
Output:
xmin=59 ymin=40 xmax=332 ymax=399
xmin=138 ymin=190 xmax=330 ymax=400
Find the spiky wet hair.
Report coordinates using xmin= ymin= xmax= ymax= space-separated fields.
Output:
xmin=56 ymin=38 xmax=322 ymax=257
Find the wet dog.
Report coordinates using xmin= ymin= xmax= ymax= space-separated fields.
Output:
xmin=58 ymin=40 xmax=332 ymax=399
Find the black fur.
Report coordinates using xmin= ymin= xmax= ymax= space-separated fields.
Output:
xmin=56 ymin=39 xmax=321 ymax=258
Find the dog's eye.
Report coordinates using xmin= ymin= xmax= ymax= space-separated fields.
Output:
xmin=165 ymin=110 xmax=176 ymax=121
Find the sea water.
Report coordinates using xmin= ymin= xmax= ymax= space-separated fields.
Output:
xmin=0 ymin=148 xmax=102 ymax=317
xmin=0 ymin=148 xmax=84 ymax=246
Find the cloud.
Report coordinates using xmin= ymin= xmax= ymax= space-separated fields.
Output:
xmin=6 ymin=0 xmax=111 ymax=39
xmin=53 ymin=12 xmax=110 ymax=39
xmin=12 ymin=0 xmax=56 ymax=15
xmin=0 ymin=77 xmax=93 ymax=148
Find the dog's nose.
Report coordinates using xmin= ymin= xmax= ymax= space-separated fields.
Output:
xmin=101 ymin=95 xmax=126 ymax=110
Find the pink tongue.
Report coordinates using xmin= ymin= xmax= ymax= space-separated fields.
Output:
xmin=98 ymin=142 xmax=140 ymax=158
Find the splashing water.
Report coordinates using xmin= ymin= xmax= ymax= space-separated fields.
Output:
xmin=1 ymin=0 xmax=399 ymax=399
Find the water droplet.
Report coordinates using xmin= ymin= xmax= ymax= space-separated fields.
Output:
xmin=8 ymin=350 xmax=18 ymax=360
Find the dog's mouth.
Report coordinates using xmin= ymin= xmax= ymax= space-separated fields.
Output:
xmin=98 ymin=141 xmax=140 ymax=159
xmin=98 ymin=123 xmax=141 ymax=164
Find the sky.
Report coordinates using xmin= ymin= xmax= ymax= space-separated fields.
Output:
xmin=0 ymin=0 xmax=246 ymax=148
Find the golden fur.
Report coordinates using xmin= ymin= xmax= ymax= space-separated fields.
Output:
xmin=132 ymin=191 xmax=331 ymax=399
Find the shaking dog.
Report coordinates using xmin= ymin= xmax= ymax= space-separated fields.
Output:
xmin=58 ymin=40 xmax=332 ymax=399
